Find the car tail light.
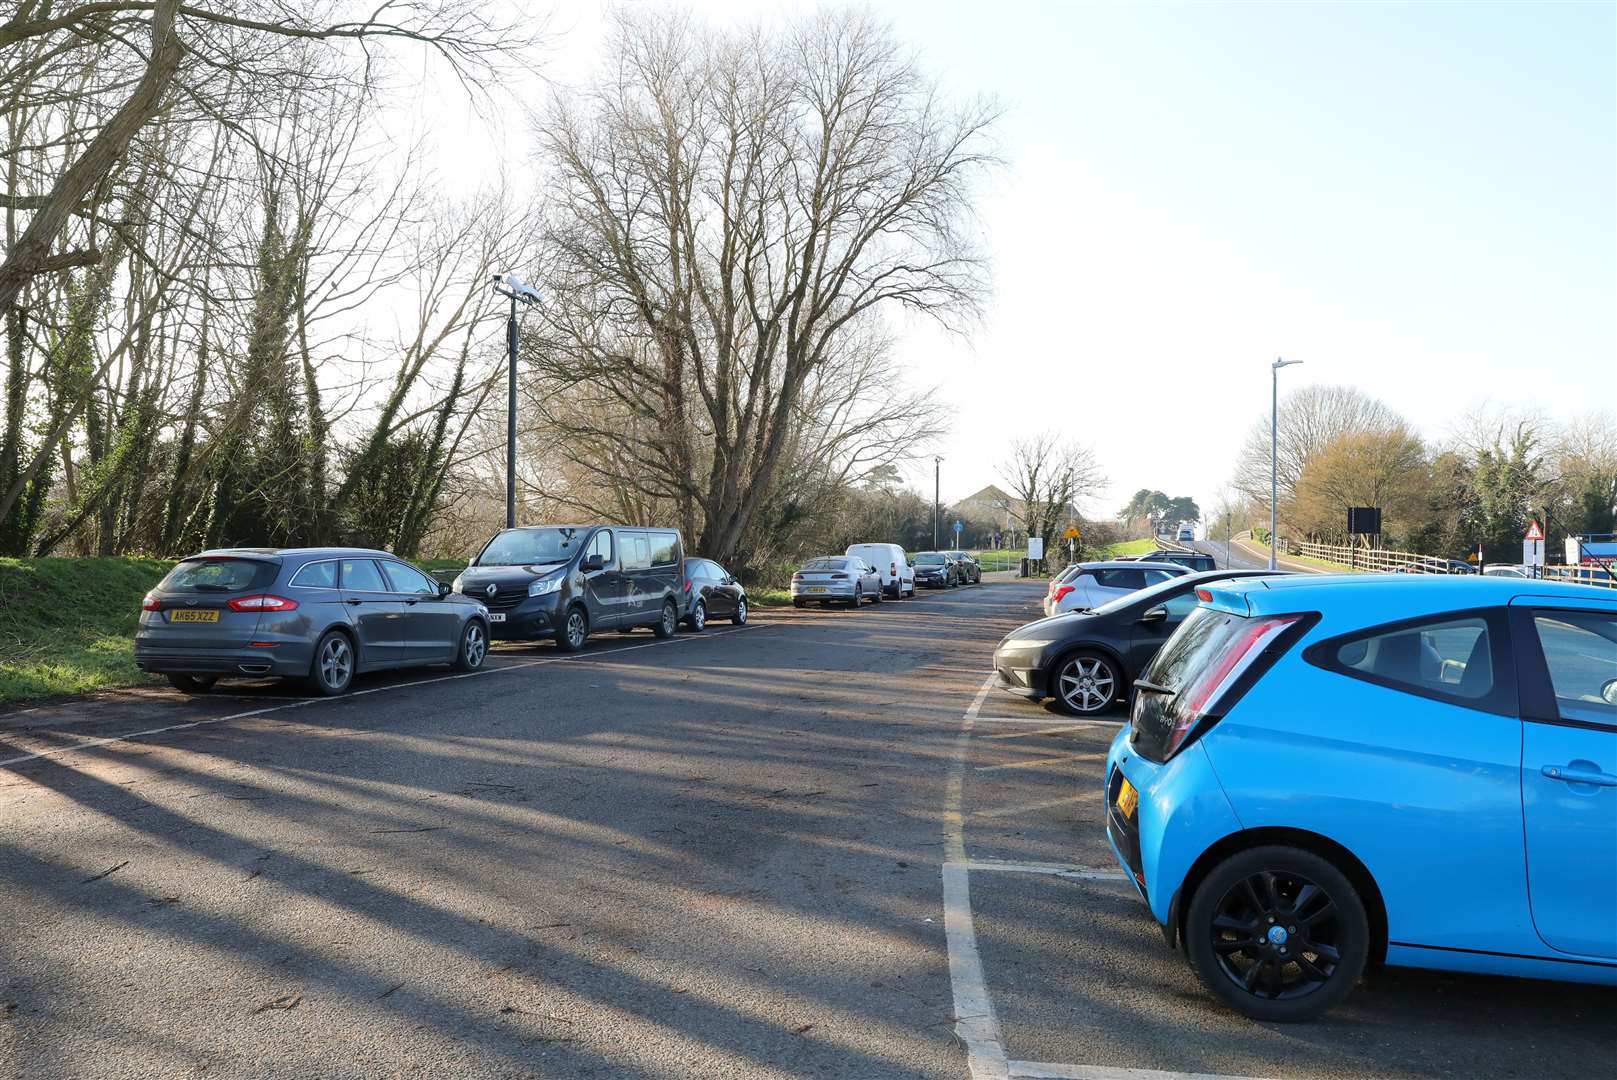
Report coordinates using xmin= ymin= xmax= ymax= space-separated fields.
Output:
xmin=833 ymin=573 xmax=849 ymax=580
xmin=227 ymin=594 xmax=299 ymax=612
xmin=683 ymin=579 xmax=693 ymax=594
xmin=1052 ymin=584 xmax=1075 ymax=604
xmin=1161 ymin=614 xmax=1300 ymax=758
xmin=142 ymin=594 xmax=162 ymax=612
xmin=792 ymin=573 xmax=804 ymax=582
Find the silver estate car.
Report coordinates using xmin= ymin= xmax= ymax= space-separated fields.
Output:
xmin=790 ymin=555 xmax=882 ymax=608
xmin=1043 ymin=560 xmax=1189 ymax=617
xmin=134 ymin=548 xmax=492 ymax=695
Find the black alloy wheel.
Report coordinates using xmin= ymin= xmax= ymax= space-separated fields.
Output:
xmin=167 ymin=673 xmax=217 ymax=694
xmin=653 ymin=600 xmax=678 ymax=639
xmin=1185 ymin=845 xmax=1369 ymax=1021
xmin=688 ymin=599 xmax=707 ymax=632
xmin=556 ymin=606 xmax=589 ymax=652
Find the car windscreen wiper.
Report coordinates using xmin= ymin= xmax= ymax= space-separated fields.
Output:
xmin=1133 ymin=677 xmax=1176 ymax=696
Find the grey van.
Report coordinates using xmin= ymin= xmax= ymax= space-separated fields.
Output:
xmin=455 ymin=525 xmax=685 ymax=651
xmin=133 ymin=548 xmax=491 ymax=696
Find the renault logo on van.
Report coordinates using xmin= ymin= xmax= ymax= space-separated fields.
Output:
xmin=485 ymin=584 xmax=498 ymax=598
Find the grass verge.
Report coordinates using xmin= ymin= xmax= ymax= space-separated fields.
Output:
xmin=0 ymin=556 xmax=173 ymax=705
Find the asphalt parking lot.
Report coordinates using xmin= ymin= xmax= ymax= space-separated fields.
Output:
xmin=1 ymin=580 xmax=1612 ymax=1079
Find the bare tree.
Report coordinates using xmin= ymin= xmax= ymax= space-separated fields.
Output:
xmin=1232 ymin=384 xmax=1405 ymax=514
xmin=528 ymin=8 xmax=994 ymax=563
xmin=998 ymin=432 xmax=1104 ymax=555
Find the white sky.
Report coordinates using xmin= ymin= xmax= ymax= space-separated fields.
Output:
xmin=401 ymin=0 xmax=1616 ymax=522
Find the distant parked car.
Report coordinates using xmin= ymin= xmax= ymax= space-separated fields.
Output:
xmin=1145 ymin=550 xmax=1216 ymax=573
xmin=791 ymin=556 xmax=881 ymax=608
xmin=912 ymin=551 xmax=957 ymax=589
xmin=682 ymin=558 xmax=749 ymax=630
xmin=943 ymin=550 xmax=982 ymax=584
xmin=846 ymin=542 xmax=916 ymax=599
xmin=135 ymin=548 xmax=491 ymax=696
xmin=1045 ymin=561 xmax=1188 ymax=617
xmin=455 ymin=524 xmax=685 ymax=650
xmin=1107 ymin=575 xmax=1617 ymax=1020
xmin=1484 ymin=564 xmax=1533 ymax=578
xmin=1177 ymin=525 xmax=1196 ymax=542
xmin=995 ymin=569 xmax=1286 ymax=715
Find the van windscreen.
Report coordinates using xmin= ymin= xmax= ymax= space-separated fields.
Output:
xmin=477 ymin=528 xmax=583 ymax=566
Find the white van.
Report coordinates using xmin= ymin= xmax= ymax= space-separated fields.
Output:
xmin=845 ymin=543 xmax=915 ymax=599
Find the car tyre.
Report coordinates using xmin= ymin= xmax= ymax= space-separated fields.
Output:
xmin=792 ymin=599 xmax=806 ymax=609
xmin=871 ymin=584 xmax=883 ymax=604
xmin=166 ymin=673 xmax=217 ymax=694
xmin=732 ymin=597 xmax=748 ymax=625
xmin=850 ymin=585 xmax=863 ymax=608
xmin=653 ymin=600 xmax=678 ymax=639
xmin=1051 ymin=650 xmax=1121 ymax=715
xmin=307 ymin=630 xmax=356 ymax=696
xmin=556 ymin=606 xmax=589 ymax=652
xmin=687 ymin=599 xmax=707 ymax=632
xmin=1184 ymin=845 xmax=1369 ymax=1022
xmin=452 ymin=620 xmax=487 ymax=671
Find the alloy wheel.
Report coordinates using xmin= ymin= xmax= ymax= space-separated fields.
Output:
xmin=464 ymin=623 xmax=486 ymax=667
xmin=1057 ymin=655 xmax=1115 ymax=713
xmin=734 ymin=598 xmax=747 ymax=624
xmin=692 ymin=600 xmax=706 ymax=631
xmin=320 ymin=636 xmax=353 ymax=690
xmin=1209 ymin=870 xmax=1343 ymax=1001
xmin=567 ymin=611 xmax=586 ymax=649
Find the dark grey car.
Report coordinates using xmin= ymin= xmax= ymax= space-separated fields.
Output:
xmin=134 ymin=548 xmax=491 ymax=696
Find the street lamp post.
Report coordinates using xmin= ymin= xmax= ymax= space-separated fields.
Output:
xmin=492 ymin=273 xmax=540 ymax=529
xmin=932 ymin=457 xmax=942 ymax=550
xmin=1270 ymin=357 xmax=1303 ymax=571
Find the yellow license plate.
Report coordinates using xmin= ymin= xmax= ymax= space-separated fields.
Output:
xmin=1116 ymin=776 xmax=1139 ymax=818
xmin=807 ymin=586 xmax=828 ymax=593
xmin=168 ymin=609 xmax=220 ymax=623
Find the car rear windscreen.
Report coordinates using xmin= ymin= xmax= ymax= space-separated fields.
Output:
xmin=160 ymin=558 xmax=277 ymax=593
xmin=1130 ymin=607 xmax=1247 ymax=760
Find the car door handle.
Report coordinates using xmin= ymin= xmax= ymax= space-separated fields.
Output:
xmin=1541 ymin=765 xmax=1617 ymax=787
xmin=347 ymin=598 xmax=363 ymax=605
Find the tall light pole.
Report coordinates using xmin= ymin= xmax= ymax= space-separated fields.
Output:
xmin=492 ymin=272 xmax=540 ymax=529
xmin=1269 ymin=357 xmax=1303 ymax=570
xmin=933 ymin=456 xmax=942 ymax=550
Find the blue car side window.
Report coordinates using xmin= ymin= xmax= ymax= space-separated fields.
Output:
xmin=1532 ymin=612 xmax=1617 ymax=729
xmin=1308 ymin=608 xmax=1516 ymax=715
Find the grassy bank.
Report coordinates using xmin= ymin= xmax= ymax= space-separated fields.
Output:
xmin=0 ymin=556 xmax=173 ymax=704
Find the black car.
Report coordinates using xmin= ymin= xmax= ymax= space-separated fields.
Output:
xmin=682 ymin=557 xmax=749 ymax=631
xmin=1144 ymin=550 xmax=1217 ymax=572
xmin=454 ymin=525 xmax=685 ymax=652
xmin=943 ymin=550 xmax=981 ymax=584
xmin=912 ymin=551 xmax=956 ymax=588
xmin=135 ymin=548 xmax=491 ymax=696
xmin=992 ymin=569 xmax=1286 ymax=715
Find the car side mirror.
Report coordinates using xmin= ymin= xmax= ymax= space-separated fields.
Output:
xmin=583 ymin=554 xmax=605 ymax=572
xmin=1140 ymin=605 xmax=1168 ymax=624
xmin=437 ymin=581 xmax=452 ymax=597
xmin=1602 ymin=678 xmax=1617 ymax=706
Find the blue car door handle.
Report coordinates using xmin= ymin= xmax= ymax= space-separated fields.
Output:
xmin=1541 ymin=765 xmax=1617 ymax=787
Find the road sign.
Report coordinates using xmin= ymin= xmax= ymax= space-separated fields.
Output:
xmin=1524 ymin=520 xmax=1544 ymax=542
xmin=1027 ymin=537 xmax=1044 ymax=561
xmin=1063 ymin=526 xmax=1081 ymax=540
xmin=1523 ymin=537 xmax=1545 ymax=567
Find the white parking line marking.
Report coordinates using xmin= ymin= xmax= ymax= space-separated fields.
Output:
xmin=974 ymin=716 xmax=1124 ymax=727
xmin=1009 ymin=1062 xmax=1282 ymax=1080
xmin=959 ymin=860 xmax=1127 ymax=882
xmin=974 ymin=794 xmax=1097 ymax=818
xmin=0 ymin=625 xmax=760 ymax=768
xmin=976 ymin=753 xmax=1100 ymax=772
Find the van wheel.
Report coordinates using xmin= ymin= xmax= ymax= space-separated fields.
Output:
xmin=653 ymin=600 xmax=677 ymax=639
xmin=556 ymin=607 xmax=589 ymax=652
xmin=452 ymin=620 xmax=487 ymax=671
xmin=307 ymin=631 xmax=355 ymax=696
xmin=167 ymin=674 xmax=217 ymax=694
xmin=1185 ymin=845 xmax=1369 ymax=1022
xmin=687 ymin=599 xmax=707 ymax=632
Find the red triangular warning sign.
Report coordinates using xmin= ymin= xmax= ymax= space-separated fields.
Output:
xmin=1524 ymin=520 xmax=1544 ymax=542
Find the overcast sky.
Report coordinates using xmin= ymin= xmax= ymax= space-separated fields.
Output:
xmin=412 ymin=0 xmax=1615 ymax=521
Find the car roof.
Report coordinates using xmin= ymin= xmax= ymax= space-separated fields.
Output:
xmin=1202 ymin=573 xmax=1617 ymax=618
xmin=1077 ymin=560 xmax=1186 ymax=570
xmin=191 ymin=547 xmax=396 ymax=560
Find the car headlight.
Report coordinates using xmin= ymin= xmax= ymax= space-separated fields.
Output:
xmin=1002 ymin=637 xmax=1057 ymax=649
xmin=528 ymin=575 xmax=563 ymax=597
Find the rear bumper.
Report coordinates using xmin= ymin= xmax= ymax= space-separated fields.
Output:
xmin=133 ymin=646 xmax=309 ymax=679
xmin=791 ymin=584 xmax=856 ymax=600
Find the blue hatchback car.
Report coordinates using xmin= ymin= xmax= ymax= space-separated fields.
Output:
xmin=1105 ymin=575 xmax=1617 ymax=1020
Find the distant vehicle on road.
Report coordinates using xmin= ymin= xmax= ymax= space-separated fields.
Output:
xmin=456 ymin=525 xmax=685 ymax=651
xmin=791 ymin=556 xmax=881 ymax=608
xmin=1145 ymin=550 xmax=1216 ymax=573
xmin=1107 ymin=575 xmax=1617 ymax=1020
xmin=682 ymin=558 xmax=748 ymax=630
xmin=995 ymin=569 xmax=1284 ymax=715
xmin=1484 ymin=564 xmax=1533 ymax=578
xmin=943 ymin=550 xmax=982 ymax=584
xmin=911 ymin=551 xmax=958 ymax=589
xmin=136 ymin=548 xmax=490 ymax=696
xmin=1177 ymin=524 xmax=1196 ymax=542
xmin=1045 ymin=561 xmax=1187 ymax=617
xmin=846 ymin=543 xmax=916 ymax=598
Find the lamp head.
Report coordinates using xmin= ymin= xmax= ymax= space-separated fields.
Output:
xmin=1272 ymin=357 xmax=1303 ymax=370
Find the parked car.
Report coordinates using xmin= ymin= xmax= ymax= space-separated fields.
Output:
xmin=911 ymin=551 xmax=957 ymax=589
xmin=1105 ymin=575 xmax=1617 ymax=1021
xmin=996 ymin=569 xmax=1285 ymax=715
xmin=681 ymin=557 xmax=749 ymax=630
xmin=135 ymin=548 xmax=491 ymax=696
xmin=846 ymin=543 xmax=916 ymax=599
xmin=454 ymin=525 xmax=685 ymax=651
xmin=1145 ymin=550 xmax=1217 ymax=573
xmin=791 ymin=556 xmax=881 ymax=608
xmin=1045 ymin=561 xmax=1188 ymax=617
xmin=1484 ymin=564 xmax=1533 ymax=578
xmin=943 ymin=550 xmax=982 ymax=584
